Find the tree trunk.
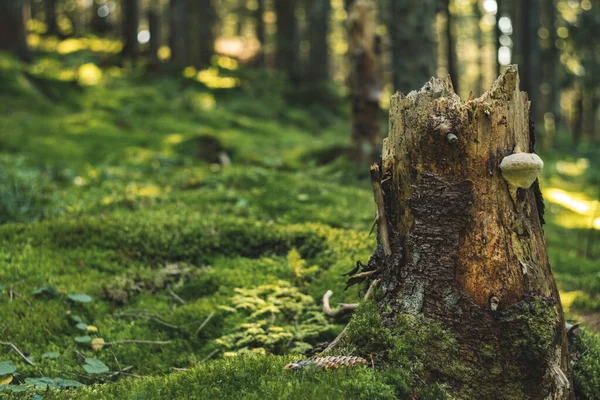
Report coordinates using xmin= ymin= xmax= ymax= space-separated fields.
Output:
xmin=389 ymin=0 xmax=437 ymax=93
xmin=169 ymin=0 xmax=190 ymax=67
xmin=254 ymin=0 xmax=266 ymax=65
xmin=121 ymin=0 xmax=139 ymax=61
xmin=45 ymin=0 xmax=58 ymax=35
xmin=274 ymin=0 xmax=299 ymax=82
xmin=348 ymin=1 xmax=381 ymax=163
xmin=306 ymin=0 xmax=330 ymax=82
xmin=495 ymin=0 xmax=503 ymax=76
xmin=540 ymin=0 xmax=559 ymax=150
xmin=0 ymin=0 xmax=31 ymax=62
xmin=189 ymin=0 xmax=216 ymax=68
xmin=445 ymin=0 xmax=459 ymax=95
xmin=355 ymin=66 xmax=574 ymax=398
xmin=521 ymin=0 xmax=541 ymax=123
xmin=148 ymin=5 xmax=161 ymax=68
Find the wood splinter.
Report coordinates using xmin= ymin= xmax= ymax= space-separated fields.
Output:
xmin=322 ymin=290 xmax=358 ymax=317
xmin=323 ymin=279 xmax=381 ymax=353
xmin=370 ymin=164 xmax=392 ymax=257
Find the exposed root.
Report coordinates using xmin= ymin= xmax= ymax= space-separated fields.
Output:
xmin=323 ymin=290 xmax=358 ymax=317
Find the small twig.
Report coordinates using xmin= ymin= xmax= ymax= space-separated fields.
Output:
xmin=104 ymin=340 xmax=172 ymax=346
xmin=172 ymin=367 xmax=189 ymax=372
xmin=114 ymin=311 xmax=180 ymax=330
xmin=199 ymin=349 xmax=219 ymax=365
xmin=168 ymin=288 xmax=186 ymax=305
xmin=0 ymin=341 xmax=35 ymax=366
xmin=195 ymin=312 xmax=215 ymax=336
xmin=323 ymin=279 xmax=380 ymax=353
xmin=322 ymin=290 xmax=358 ymax=317
xmin=370 ymin=165 xmax=392 ymax=257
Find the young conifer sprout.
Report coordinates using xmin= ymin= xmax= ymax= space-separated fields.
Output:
xmin=499 ymin=146 xmax=544 ymax=203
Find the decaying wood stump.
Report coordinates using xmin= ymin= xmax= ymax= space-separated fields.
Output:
xmin=348 ymin=0 xmax=382 ymax=163
xmin=360 ymin=66 xmax=574 ymax=398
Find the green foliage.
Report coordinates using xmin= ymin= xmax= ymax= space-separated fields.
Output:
xmin=0 ymin=156 xmax=54 ymax=224
xmin=571 ymin=329 xmax=600 ymax=399
xmin=216 ymin=281 xmax=336 ymax=355
xmin=82 ymin=358 xmax=109 ymax=374
xmin=0 ymin=361 xmax=17 ymax=376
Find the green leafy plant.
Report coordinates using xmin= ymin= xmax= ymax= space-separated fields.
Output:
xmin=82 ymin=358 xmax=109 ymax=374
xmin=216 ymin=280 xmax=336 ymax=356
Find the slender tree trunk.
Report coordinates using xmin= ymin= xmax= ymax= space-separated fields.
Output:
xmin=350 ymin=66 xmax=574 ymax=398
xmin=573 ymin=88 xmax=584 ymax=145
xmin=274 ymin=0 xmax=299 ymax=82
xmin=254 ymin=0 xmax=266 ymax=65
xmin=236 ymin=0 xmax=247 ymax=36
xmin=169 ymin=0 xmax=190 ymax=67
xmin=521 ymin=0 xmax=541 ymax=123
xmin=0 ymin=0 xmax=31 ymax=62
xmin=306 ymin=0 xmax=330 ymax=82
xmin=121 ymin=0 xmax=139 ymax=61
xmin=148 ymin=5 xmax=161 ymax=67
xmin=189 ymin=0 xmax=216 ymax=68
xmin=495 ymin=0 xmax=502 ymax=76
xmin=344 ymin=0 xmax=356 ymax=12
xmin=348 ymin=1 xmax=381 ymax=163
xmin=389 ymin=0 xmax=437 ymax=93
xmin=445 ymin=0 xmax=459 ymax=94
xmin=45 ymin=0 xmax=59 ymax=35
xmin=474 ymin=0 xmax=484 ymax=96
xmin=540 ymin=0 xmax=559 ymax=150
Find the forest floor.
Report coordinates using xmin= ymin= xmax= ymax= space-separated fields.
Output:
xmin=1 ymin=40 xmax=600 ymax=398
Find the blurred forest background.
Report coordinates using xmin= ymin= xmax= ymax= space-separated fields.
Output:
xmin=1 ymin=0 xmax=600 ymax=398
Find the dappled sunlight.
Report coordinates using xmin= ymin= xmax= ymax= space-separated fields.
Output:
xmin=546 ymin=188 xmax=599 ymax=230
xmin=77 ymin=63 xmax=103 ymax=86
xmin=555 ymin=158 xmax=589 ymax=177
xmin=560 ymin=290 xmax=586 ymax=312
xmin=27 ymin=34 xmax=122 ymax=55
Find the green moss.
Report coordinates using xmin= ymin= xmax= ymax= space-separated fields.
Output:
xmin=571 ymin=329 xmax=600 ymax=398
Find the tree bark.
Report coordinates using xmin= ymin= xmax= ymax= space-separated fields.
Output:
xmin=348 ymin=1 xmax=381 ymax=163
xmin=274 ymin=0 xmax=299 ymax=82
xmin=254 ymin=0 xmax=266 ymax=65
xmin=521 ymin=0 xmax=541 ymax=123
xmin=44 ymin=0 xmax=58 ymax=35
xmin=188 ymin=0 xmax=216 ymax=69
xmin=148 ymin=5 xmax=161 ymax=68
xmin=306 ymin=0 xmax=330 ymax=82
xmin=495 ymin=0 xmax=503 ymax=76
xmin=389 ymin=0 xmax=437 ymax=93
xmin=121 ymin=0 xmax=139 ymax=61
xmin=445 ymin=0 xmax=459 ymax=96
xmin=358 ymin=66 xmax=574 ymax=398
xmin=169 ymin=0 xmax=190 ymax=67
xmin=0 ymin=0 xmax=31 ymax=62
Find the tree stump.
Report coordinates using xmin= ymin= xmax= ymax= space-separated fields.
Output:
xmin=359 ymin=66 xmax=574 ymax=398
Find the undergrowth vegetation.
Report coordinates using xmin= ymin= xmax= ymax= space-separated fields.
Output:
xmin=1 ymin=40 xmax=600 ymax=398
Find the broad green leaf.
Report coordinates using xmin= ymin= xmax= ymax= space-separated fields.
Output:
xmin=75 ymin=322 xmax=88 ymax=331
xmin=42 ymin=352 xmax=60 ymax=359
xmin=69 ymin=315 xmax=83 ymax=324
xmin=74 ymin=335 xmax=92 ymax=343
xmin=82 ymin=358 xmax=109 ymax=374
xmin=0 ymin=361 xmax=16 ymax=376
xmin=25 ymin=377 xmax=84 ymax=389
xmin=68 ymin=293 xmax=93 ymax=303
xmin=32 ymin=285 xmax=59 ymax=297
xmin=32 ymin=395 xmax=43 ymax=400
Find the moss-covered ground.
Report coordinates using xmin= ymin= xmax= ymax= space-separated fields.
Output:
xmin=1 ymin=40 xmax=600 ymax=398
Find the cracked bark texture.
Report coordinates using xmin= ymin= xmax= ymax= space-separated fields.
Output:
xmin=374 ymin=66 xmax=574 ymax=399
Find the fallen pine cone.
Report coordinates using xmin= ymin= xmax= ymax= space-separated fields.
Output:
xmin=284 ymin=356 xmax=368 ymax=371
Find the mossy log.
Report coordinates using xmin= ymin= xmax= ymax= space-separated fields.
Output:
xmin=364 ymin=66 xmax=574 ymax=399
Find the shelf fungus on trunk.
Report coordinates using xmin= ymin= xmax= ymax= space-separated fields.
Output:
xmin=500 ymin=146 xmax=544 ymax=204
